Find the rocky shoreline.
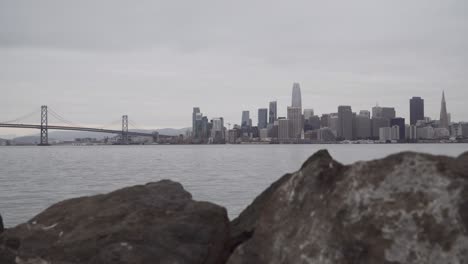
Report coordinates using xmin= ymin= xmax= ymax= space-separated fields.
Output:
xmin=1 ymin=150 xmax=468 ymax=263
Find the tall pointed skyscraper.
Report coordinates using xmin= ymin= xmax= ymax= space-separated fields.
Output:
xmin=291 ymin=82 xmax=302 ymax=109
xmin=439 ymin=91 xmax=449 ymax=128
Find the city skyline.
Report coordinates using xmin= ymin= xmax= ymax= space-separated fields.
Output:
xmin=0 ymin=85 xmax=462 ymax=138
xmin=186 ymin=82 xmax=465 ymax=144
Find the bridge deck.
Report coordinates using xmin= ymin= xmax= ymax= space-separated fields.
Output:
xmin=0 ymin=123 xmax=171 ymax=138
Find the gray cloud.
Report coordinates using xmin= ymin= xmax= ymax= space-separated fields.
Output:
xmin=1 ymin=0 xmax=467 ymax=136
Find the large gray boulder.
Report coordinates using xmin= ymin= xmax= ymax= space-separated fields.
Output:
xmin=228 ymin=150 xmax=468 ymax=264
xmin=0 ymin=180 xmax=231 ymax=264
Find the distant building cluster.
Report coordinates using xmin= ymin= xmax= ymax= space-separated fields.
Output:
xmin=191 ymin=107 xmax=225 ymax=144
xmin=189 ymin=84 xmax=468 ymax=144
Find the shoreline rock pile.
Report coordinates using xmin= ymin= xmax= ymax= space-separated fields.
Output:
xmin=1 ymin=150 xmax=468 ymax=263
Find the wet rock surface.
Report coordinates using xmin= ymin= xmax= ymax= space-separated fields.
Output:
xmin=228 ymin=150 xmax=468 ymax=264
xmin=0 ymin=180 xmax=230 ymax=264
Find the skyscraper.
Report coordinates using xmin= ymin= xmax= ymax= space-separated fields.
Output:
xmin=359 ymin=110 xmax=370 ymax=119
xmin=409 ymin=97 xmax=424 ymax=125
xmin=278 ymin=118 xmax=289 ymax=141
xmin=303 ymin=109 xmax=314 ymax=120
xmin=381 ymin=107 xmax=396 ymax=119
xmin=269 ymin=101 xmax=277 ymax=124
xmin=440 ymin=91 xmax=449 ymax=128
xmin=372 ymin=105 xmax=396 ymax=119
xmin=193 ymin=112 xmax=203 ymax=142
xmin=292 ymin=82 xmax=302 ymax=109
xmin=355 ymin=111 xmax=371 ymax=139
xmin=258 ymin=108 xmax=268 ymax=129
xmin=329 ymin=114 xmax=339 ymax=136
xmin=320 ymin=114 xmax=330 ymax=128
xmin=241 ymin=111 xmax=250 ymax=128
xmin=210 ymin=117 xmax=225 ymax=143
xmin=287 ymin=107 xmax=302 ymax=139
xmin=192 ymin=107 xmax=200 ymax=132
xmin=338 ymin=105 xmax=353 ymax=140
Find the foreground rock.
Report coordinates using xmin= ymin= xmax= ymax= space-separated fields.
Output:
xmin=229 ymin=150 xmax=468 ymax=264
xmin=0 ymin=180 xmax=230 ymax=264
xmin=0 ymin=214 xmax=3 ymax=234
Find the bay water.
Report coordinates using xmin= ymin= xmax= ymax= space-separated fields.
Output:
xmin=1 ymin=144 xmax=467 ymax=227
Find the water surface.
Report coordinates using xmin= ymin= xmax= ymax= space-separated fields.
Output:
xmin=1 ymin=144 xmax=467 ymax=227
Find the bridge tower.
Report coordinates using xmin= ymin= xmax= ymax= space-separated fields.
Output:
xmin=121 ymin=115 xmax=129 ymax=144
xmin=39 ymin=105 xmax=49 ymax=146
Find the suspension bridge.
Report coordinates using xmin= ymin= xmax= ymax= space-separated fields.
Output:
xmin=0 ymin=106 xmax=171 ymax=145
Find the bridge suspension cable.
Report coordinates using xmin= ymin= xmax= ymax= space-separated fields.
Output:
xmin=48 ymin=111 xmax=78 ymax=127
xmin=128 ymin=120 xmax=141 ymax=131
xmin=48 ymin=107 xmax=124 ymax=130
xmin=95 ymin=118 xmax=122 ymax=129
xmin=47 ymin=107 xmax=80 ymax=127
xmin=0 ymin=109 xmax=38 ymax=124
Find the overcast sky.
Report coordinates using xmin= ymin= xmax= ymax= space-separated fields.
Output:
xmin=1 ymin=0 xmax=467 ymax=136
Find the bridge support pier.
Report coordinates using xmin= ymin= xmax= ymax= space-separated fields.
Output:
xmin=121 ymin=115 xmax=128 ymax=144
xmin=39 ymin=105 xmax=49 ymax=146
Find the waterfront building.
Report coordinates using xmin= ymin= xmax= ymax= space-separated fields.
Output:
xmin=378 ymin=126 xmax=399 ymax=141
xmin=417 ymin=126 xmax=435 ymax=139
xmin=391 ymin=125 xmax=400 ymax=140
xmin=269 ymin=101 xmax=277 ymax=124
xmin=338 ymin=105 xmax=353 ymax=140
xmin=210 ymin=117 xmax=225 ymax=144
xmin=390 ymin=117 xmax=405 ymax=141
xmin=292 ymin=82 xmax=302 ymax=109
xmin=440 ymin=91 xmax=449 ymax=129
xmin=304 ymin=130 xmax=319 ymax=141
xmin=379 ymin=127 xmax=392 ymax=142
xmin=227 ymin=128 xmax=240 ymax=144
xmin=410 ymin=97 xmax=424 ymax=125
xmin=371 ymin=117 xmax=390 ymax=139
xmin=259 ymin=128 xmax=269 ymax=140
xmin=278 ymin=118 xmax=289 ymax=141
xmin=405 ymin=124 xmax=418 ymax=140
xmin=434 ymin=128 xmax=450 ymax=139
xmin=287 ymin=107 xmax=303 ymax=139
xmin=329 ymin=114 xmax=339 ymax=136
xmin=450 ymin=123 xmax=462 ymax=137
xmin=461 ymin=123 xmax=468 ymax=138
xmin=355 ymin=112 xmax=371 ymax=139
xmin=318 ymin=127 xmax=336 ymax=142
xmin=258 ymin=108 xmax=268 ymax=129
